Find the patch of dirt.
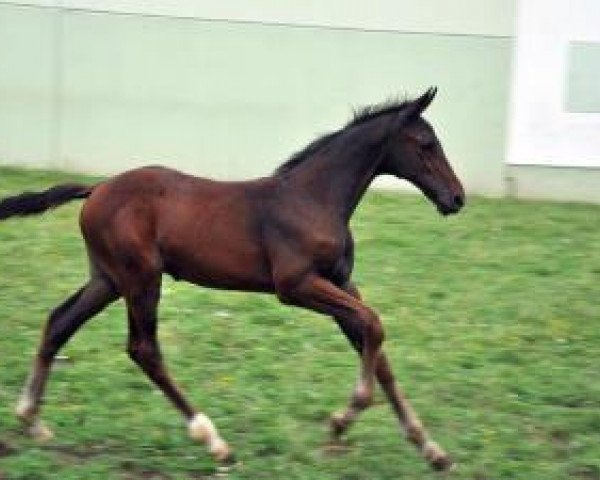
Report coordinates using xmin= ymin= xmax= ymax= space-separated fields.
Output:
xmin=550 ymin=429 xmax=570 ymax=446
xmin=550 ymin=428 xmax=571 ymax=458
xmin=187 ymin=471 xmax=210 ymax=480
xmin=41 ymin=442 xmax=116 ymax=464
xmin=570 ymin=465 xmax=600 ymax=480
xmin=120 ymin=461 xmax=170 ymax=480
xmin=254 ymin=445 xmax=281 ymax=457
xmin=187 ymin=470 xmax=227 ymax=480
xmin=129 ymin=471 xmax=169 ymax=480
xmin=0 ymin=440 xmax=17 ymax=458
xmin=320 ymin=439 xmax=355 ymax=456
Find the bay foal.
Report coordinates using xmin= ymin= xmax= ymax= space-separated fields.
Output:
xmin=0 ymin=88 xmax=464 ymax=471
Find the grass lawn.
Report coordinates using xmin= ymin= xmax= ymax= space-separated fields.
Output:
xmin=0 ymin=166 xmax=599 ymax=479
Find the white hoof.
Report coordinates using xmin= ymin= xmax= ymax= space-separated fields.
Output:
xmin=28 ymin=420 xmax=54 ymax=442
xmin=188 ymin=413 xmax=231 ymax=462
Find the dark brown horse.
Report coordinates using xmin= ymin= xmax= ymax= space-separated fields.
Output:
xmin=0 ymin=88 xmax=464 ymax=471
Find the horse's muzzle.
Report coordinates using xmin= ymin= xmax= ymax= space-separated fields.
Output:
xmin=438 ymin=194 xmax=465 ymax=216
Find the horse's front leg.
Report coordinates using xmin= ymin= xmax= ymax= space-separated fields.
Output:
xmin=330 ymin=282 xmax=453 ymax=471
xmin=275 ymin=274 xmax=384 ymax=429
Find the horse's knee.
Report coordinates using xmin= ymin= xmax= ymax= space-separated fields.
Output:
xmin=352 ymin=383 xmax=374 ymax=410
xmin=127 ymin=340 xmax=159 ymax=367
xmin=363 ymin=311 xmax=385 ymax=350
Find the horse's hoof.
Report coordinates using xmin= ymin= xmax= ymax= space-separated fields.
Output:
xmin=215 ymin=451 xmax=239 ymax=476
xmin=329 ymin=412 xmax=347 ymax=438
xmin=423 ymin=441 xmax=453 ymax=472
xmin=321 ymin=440 xmax=353 ymax=456
xmin=211 ymin=438 xmax=236 ymax=467
xmin=431 ymin=455 xmax=454 ymax=472
xmin=218 ymin=450 xmax=237 ymax=467
xmin=28 ymin=421 xmax=54 ymax=442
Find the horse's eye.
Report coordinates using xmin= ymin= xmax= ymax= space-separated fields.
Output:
xmin=421 ymin=141 xmax=436 ymax=152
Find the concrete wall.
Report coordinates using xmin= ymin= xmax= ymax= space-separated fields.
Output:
xmin=7 ymin=0 xmax=515 ymax=36
xmin=0 ymin=4 xmax=57 ymax=169
xmin=0 ymin=1 xmax=515 ymax=197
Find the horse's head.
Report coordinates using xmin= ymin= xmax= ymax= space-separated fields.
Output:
xmin=380 ymin=88 xmax=465 ymax=216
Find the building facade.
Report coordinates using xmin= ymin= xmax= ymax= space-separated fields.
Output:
xmin=0 ymin=1 xmax=598 ymax=202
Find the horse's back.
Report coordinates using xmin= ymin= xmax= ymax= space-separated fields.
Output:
xmin=81 ymin=165 xmax=272 ymax=227
xmin=80 ymin=166 xmax=276 ymax=292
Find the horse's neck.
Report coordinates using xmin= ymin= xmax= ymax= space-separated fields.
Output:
xmin=290 ymin=138 xmax=383 ymax=223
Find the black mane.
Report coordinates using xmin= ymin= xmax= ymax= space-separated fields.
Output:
xmin=274 ymin=97 xmax=411 ymax=175
xmin=349 ymin=97 xmax=410 ymax=127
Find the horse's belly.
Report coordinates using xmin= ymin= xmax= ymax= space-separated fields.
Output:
xmin=163 ymin=243 xmax=274 ymax=292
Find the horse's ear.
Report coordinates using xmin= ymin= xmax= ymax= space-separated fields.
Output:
xmin=416 ymin=86 xmax=437 ymax=113
xmin=397 ymin=87 xmax=437 ymax=125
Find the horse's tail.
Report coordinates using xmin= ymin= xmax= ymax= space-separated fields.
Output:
xmin=0 ymin=183 xmax=95 ymax=221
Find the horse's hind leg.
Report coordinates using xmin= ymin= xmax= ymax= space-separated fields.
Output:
xmin=123 ymin=276 xmax=233 ymax=464
xmin=329 ymin=283 xmax=452 ymax=471
xmin=16 ymin=274 xmax=119 ymax=439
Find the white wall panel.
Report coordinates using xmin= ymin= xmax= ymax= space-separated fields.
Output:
xmin=508 ymin=0 xmax=600 ymax=167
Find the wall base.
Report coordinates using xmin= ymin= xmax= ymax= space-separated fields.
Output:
xmin=506 ymin=165 xmax=600 ymax=204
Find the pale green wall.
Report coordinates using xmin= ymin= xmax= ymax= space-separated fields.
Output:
xmin=0 ymin=4 xmax=56 ymax=168
xmin=2 ymin=0 xmax=516 ymax=36
xmin=566 ymin=42 xmax=600 ymax=113
xmin=0 ymin=3 xmax=514 ymax=196
xmin=3 ymin=2 xmax=599 ymax=203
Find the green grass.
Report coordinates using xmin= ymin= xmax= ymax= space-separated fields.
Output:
xmin=0 ymin=166 xmax=599 ymax=479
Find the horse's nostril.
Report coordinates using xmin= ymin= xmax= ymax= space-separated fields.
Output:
xmin=453 ymin=195 xmax=464 ymax=208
